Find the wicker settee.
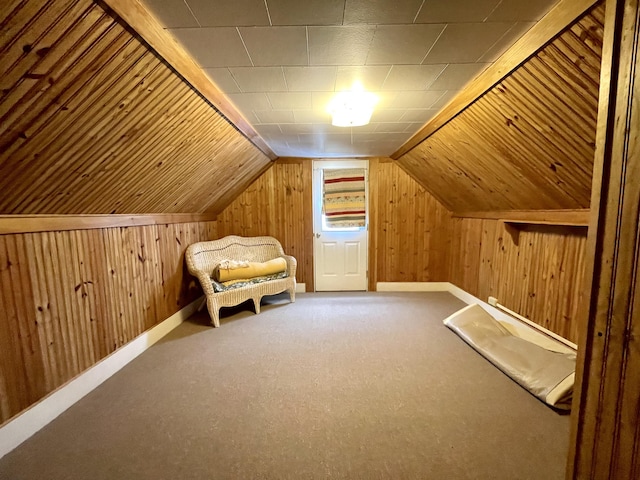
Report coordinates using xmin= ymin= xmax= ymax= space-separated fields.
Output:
xmin=185 ymin=235 xmax=296 ymax=327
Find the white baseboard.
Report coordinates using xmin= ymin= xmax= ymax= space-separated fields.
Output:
xmin=446 ymin=283 xmax=487 ymax=305
xmin=376 ymin=282 xmax=451 ymax=292
xmin=376 ymin=282 xmax=575 ymax=350
xmin=0 ymin=296 xmax=203 ymax=460
xmin=375 ymin=282 xmax=527 ymax=321
xmin=295 ymin=283 xmax=306 ymax=293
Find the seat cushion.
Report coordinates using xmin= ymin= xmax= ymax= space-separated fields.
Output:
xmin=211 ymin=271 xmax=288 ymax=292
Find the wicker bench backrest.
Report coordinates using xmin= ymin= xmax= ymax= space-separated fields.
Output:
xmin=187 ymin=235 xmax=286 ymax=275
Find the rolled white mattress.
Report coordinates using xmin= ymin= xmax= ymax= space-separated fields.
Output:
xmin=443 ymin=304 xmax=576 ymax=410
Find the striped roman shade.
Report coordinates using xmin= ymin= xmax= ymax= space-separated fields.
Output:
xmin=322 ymin=168 xmax=366 ymax=228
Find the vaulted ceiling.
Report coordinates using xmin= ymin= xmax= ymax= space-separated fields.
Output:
xmin=397 ymin=2 xmax=603 ymax=211
xmin=0 ymin=0 xmax=602 ymax=215
xmin=0 ymin=0 xmax=271 ymax=214
xmin=141 ymin=0 xmax=559 ymax=157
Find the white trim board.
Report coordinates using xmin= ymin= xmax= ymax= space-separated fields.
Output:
xmin=377 ymin=282 xmax=575 ymax=350
xmin=0 ymin=296 xmax=203 ymax=460
xmin=295 ymin=283 xmax=306 ymax=293
xmin=376 ymin=282 xmax=450 ymax=292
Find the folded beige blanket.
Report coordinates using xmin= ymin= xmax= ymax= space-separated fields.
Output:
xmin=213 ymin=257 xmax=287 ymax=282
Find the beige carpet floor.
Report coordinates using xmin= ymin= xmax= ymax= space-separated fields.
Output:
xmin=0 ymin=292 xmax=571 ymax=479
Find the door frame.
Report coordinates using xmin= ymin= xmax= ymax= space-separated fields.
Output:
xmin=312 ymin=159 xmax=369 ymax=292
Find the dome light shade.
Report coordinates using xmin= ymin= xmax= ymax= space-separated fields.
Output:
xmin=328 ymin=89 xmax=378 ymax=127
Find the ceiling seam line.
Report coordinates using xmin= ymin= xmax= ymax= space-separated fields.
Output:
xmin=228 ymin=68 xmax=243 ymax=92
xmin=420 ymin=24 xmax=447 ymax=64
xmin=413 ymin=0 xmax=427 ymax=24
xmin=485 ymin=0 xmax=505 ymax=22
xmin=428 ymin=90 xmax=449 ymax=111
xmin=362 ymin=25 xmax=378 ymax=67
xmin=477 ymin=23 xmax=517 ymax=63
xmin=236 ymin=27 xmax=255 ymax=67
xmin=424 ymin=64 xmax=448 ymax=90
xmin=281 ymin=66 xmax=289 ymax=91
xmin=182 ymin=0 xmax=201 ymax=27
xmin=306 ymin=26 xmax=310 ymax=66
xmin=380 ymin=64 xmax=393 ymax=90
xmin=263 ymin=0 xmax=272 ymax=26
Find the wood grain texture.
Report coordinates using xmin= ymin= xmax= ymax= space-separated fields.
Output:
xmin=0 ymin=213 xmax=217 ymax=234
xmin=368 ymin=158 xmax=450 ymax=287
xmin=216 ymin=159 xmax=314 ymax=289
xmin=0 ymin=220 xmax=216 ymax=424
xmin=396 ymin=3 xmax=604 ymax=212
xmin=216 ymin=159 xmax=586 ymax=344
xmin=452 ymin=209 xmax=590 ymax=226
xmin=96 ymin=0 xmax=275 ymax=160
xmin=0 ymin=1 xmax=272 ymax=215
xmin=218 ymin=158 xmax=453 ymax=291
xmin=447 ymin=218 xmax=588 ymax=343
xmin=392 ymin=0 xmax=600 ymax=159
xmin=568 ymin=0 xmax=640 ymax=476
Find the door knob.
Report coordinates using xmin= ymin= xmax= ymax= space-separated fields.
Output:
xmin=315 ymin=233 xmax=321 ymax=238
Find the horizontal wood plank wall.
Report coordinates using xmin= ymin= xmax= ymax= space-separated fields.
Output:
xmin=0 ymin=1 xmax=271 ymax=215
xmin=448 ymin=218 xmax=587 ymax=343
xmin=216 ymin=160 xmax=314 ymax=289
xmin=369 ymin=158 xmax=450 ymax=288
xmin=0 ymin=220 xmax=216 ymax=424
xmin=397 ymin=2 xmax=604 ymax=212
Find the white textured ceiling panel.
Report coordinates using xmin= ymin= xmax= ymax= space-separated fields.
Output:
xmin=142 ymin=0 xmax=561 ymax=157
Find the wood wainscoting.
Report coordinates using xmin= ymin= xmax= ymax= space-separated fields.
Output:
xmin=447 ymin=218 xmax=588 ymax=344
xmin=0 ymin=217 xmax=216 ymax=424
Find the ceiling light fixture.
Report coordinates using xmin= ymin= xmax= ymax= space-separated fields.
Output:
xmin=328 ymin=84 xmax=378 ymax=127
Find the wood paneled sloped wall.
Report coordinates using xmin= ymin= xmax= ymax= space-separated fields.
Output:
xmin=0 ymin=1 xmax=271 ymax=215
xmin=396 ymin=2 xmax=604 ymax=212
xmin=0 ymin=220 xmax=216 ymax=425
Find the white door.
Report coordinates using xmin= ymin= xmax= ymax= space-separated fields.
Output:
xmin=313 ymin=160 xmax=368 ymax=291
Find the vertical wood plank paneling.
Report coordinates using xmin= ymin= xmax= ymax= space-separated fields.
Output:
xmin=367 ymin=159 xmax=380 ymax=290
xmin=448 ymin=218 xmax=484 ymax=295
xmin=0 ymin=236 xmax=29 ymax=420
xmin=370 ymin=159 xmax=452 ymax=285
xmin=41 ymin=231 xmax=70 ymax=385
xmin=448 ymin=218 xmax=588 ymax=343
xmin=568 ymin=0 xmax=640 ymax=476
xmin=24 ymin=233 xmax=54 ymax=392
xmin=74 ymin=229 xmax=97 ymax=362
xmin=217 ymin=160 xmax=314 ymax=288
xmin=11 ymin=234 xmax=46 ymax=403
xmin=218 ymin=158 xmax=454 ymax=290
xmin=0 ymin=220 xmax=216 ymax=425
